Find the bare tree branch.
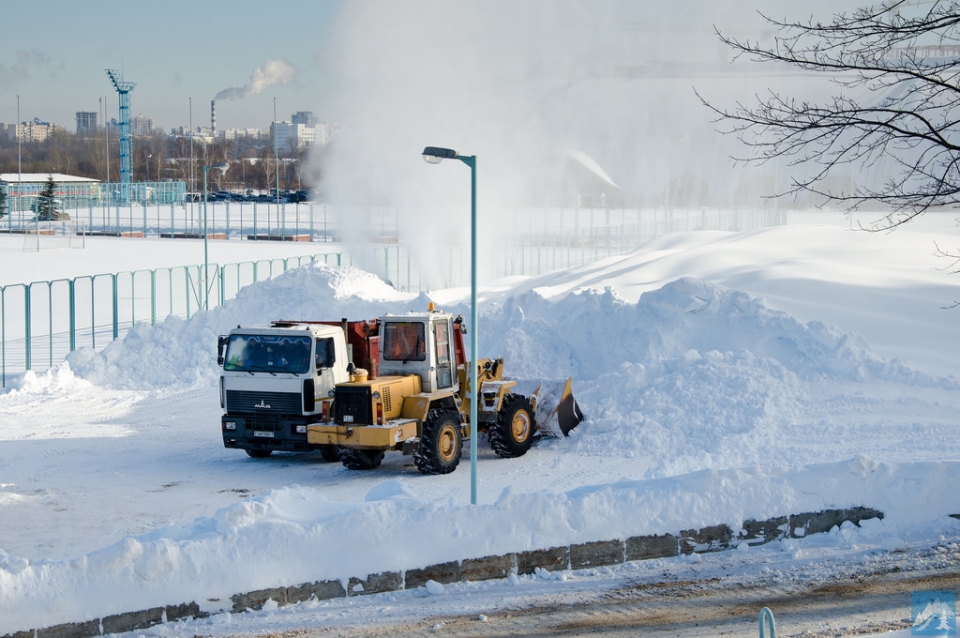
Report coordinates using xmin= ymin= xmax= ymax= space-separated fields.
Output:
xmin=701 ymin=0 xmax=960 ymax=229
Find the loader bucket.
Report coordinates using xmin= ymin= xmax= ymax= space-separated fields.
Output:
xmin=514 ymin=378 xmax=584 ymax=437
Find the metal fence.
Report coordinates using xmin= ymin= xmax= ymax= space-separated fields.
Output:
xmin=0 ymin=252 xmax=343 ymax=387
xmin=0 ymin=200 xmax=337 ymax=241
xmin=0 ymin=204 xmax=788 ymax=385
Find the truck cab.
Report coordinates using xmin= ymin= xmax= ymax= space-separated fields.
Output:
xmin=218 ymin=322 xmax=351 ymax=458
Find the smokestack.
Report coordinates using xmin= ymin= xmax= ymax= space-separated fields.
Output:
xmin=211 ymin=100 xmax=216 ymax=138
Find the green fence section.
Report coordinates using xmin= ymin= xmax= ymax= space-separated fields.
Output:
xmin=0 ymin=252 xmax=343 ymax=387
xmin=0 ymin=206 xmax=789 ymax=387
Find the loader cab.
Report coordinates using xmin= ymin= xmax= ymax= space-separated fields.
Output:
xmin=378 ymin=310 xmax=457 ymax=394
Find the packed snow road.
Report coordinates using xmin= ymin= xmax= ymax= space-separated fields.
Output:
xmin=193 ymin=539 xmax=960 ymax=638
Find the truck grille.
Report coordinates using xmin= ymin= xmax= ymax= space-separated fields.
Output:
xmin=227 ymin=390 xmax=302 ymax=414
xmin=334 ymin=386 xmax=372 ymax=425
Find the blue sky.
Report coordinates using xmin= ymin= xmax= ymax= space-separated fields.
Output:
xmin=1 ymin=0 xmax=875 ymax=138
xmin=1 ymin=0 xmax=342 ymax=132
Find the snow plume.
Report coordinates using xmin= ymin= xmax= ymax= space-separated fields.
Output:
xmin=214 ymin=59 xmax=296 ymax=101
xmin=312 ymin=0 xmax=797 ymax=287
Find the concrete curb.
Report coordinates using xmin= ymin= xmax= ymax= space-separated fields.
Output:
xmin=3 ymin=505 xmax=885 ymax=638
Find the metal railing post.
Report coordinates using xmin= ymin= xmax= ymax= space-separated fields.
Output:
xmin=111 ymin=274 xmax=119 ymax=340
xmin=151 ymin=270 xmax=157 ymax=325
xmin=24 ymin=284 xmax=31 ymax=370
xmin=759 ymin=607 xmax=776 ymax=638
xmin=69 ymin=279 xmax=76 ymax=352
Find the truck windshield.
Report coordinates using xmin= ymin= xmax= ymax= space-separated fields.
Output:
xmin=223 ymin=334 xmax=312 ymax=374
xmin=382 ymin=322 xmax=426 ymax=362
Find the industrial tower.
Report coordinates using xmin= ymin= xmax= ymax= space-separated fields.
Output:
xmin=105 ymin=69 xmax=136 ymax=201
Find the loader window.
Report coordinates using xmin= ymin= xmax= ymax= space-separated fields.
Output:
xmin=382 ymin=322 xmax=426 ymax=362
xmin=434 ymin=320 xmax=453 ymax=388
xmin=223 ymin=334 xmax=311 ymax=374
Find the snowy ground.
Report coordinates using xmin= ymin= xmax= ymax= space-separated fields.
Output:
xmin=1 ymin=210 xmax=959 ymax=636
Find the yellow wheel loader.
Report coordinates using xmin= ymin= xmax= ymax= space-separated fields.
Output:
xmin=307 ymin=304 xmax=582 ymax=474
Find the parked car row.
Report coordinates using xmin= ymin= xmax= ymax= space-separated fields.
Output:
xmin=201 ymin=189 xmax=314 ymax=204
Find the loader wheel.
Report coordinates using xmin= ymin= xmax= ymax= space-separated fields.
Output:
xmin=339 ymin=448 xmax=384 ymax=470
xmin=245 ymin=448 xmax=272 ymax=459
xmin=319 ymin=444 xmax=341 ymax=463
xmin=490 ymin=394 xmax=535 ymax=458
xmin=415 ymin=409 xmax=462 ymax=475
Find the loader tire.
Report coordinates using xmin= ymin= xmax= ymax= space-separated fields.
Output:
xmin=339 ymin=448 xmax=384 ymax=470
xmin=490 ymin=394 xmax=535 ymax=458
xmin=319 ymin=444 xmax=341 ymax=463
xmin=415 ymin=409 xmax=462 ymax=475
xmin=245 ymin=448 xmax=272 ymax=459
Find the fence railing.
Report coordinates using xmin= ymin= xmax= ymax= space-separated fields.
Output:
xmin=0 ymin=205 xmax=789 ymax=386
xmin=0 ymin=252 xmax=343 ymax=387
xmin=1 ymin=201 xmax=337 ymax=242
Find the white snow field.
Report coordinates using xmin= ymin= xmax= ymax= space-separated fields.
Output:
xmin=1 ymin=210 xmax=959 ymax=636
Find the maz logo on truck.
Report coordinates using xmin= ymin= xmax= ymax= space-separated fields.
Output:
xmin=254 ymin=400 xmax=272 ymax=409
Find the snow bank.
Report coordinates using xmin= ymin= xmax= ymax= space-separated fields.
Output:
xmin=1 ymin=456 xmax=957 ymax=634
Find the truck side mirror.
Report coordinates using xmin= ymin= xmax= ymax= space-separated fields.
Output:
xmin=217 ymin=335 xmax=228 ymax=366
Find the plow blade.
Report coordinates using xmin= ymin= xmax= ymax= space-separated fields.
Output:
xmin=514 ymin=377 xmax=584 ymax=437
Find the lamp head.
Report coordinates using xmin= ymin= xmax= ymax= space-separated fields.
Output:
xmin=422 ymin=146 xmax=459 ymax=164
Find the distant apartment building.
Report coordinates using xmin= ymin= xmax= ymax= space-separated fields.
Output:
xmin=0 ymin=119 xmax=64 ymax=142
xmin=271 ymin=118 xmax=330 ymax=151
xmin=220 ymin=128 xmax=265 ymax=141
xmin=76 ymin=111 xmax=98 ymax=136
xmin=131 ymin=114 xmax=154 ymax=136
xmin=291 ymin=111 xmax=318 ymax=126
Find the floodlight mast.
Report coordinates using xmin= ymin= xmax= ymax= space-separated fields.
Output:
xmin=105 ymin=69 xmax=137 ymax=203
xmin=421 ymin=145 xmax=479 ymax=504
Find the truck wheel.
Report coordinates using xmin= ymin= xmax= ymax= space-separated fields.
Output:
xmin=490 ymin=394 xmax=535 ymax=458
xmin=319 ymin=444 xmax=340 ymax=463
xmin=246 ymin=448 xmax=272 ymax=459
xmin=415 ymin=409 xmax=462 ymax=474
xmin=339 ymin=448 xmax=384 ymax=470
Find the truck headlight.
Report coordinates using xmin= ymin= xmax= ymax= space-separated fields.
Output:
xmin=224 ymin=421 xmax=237 ymax=430
xmin=372 ymin=391 xmax=381 ymax=400
xmin=295 ymin=425 xmax=307 ymax=434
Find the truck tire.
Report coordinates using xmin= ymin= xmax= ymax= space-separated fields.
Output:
xmin=320 ymin=444 xmax=341 ymax=463
xmin=490 ymin=394 xmax=535 ymax=458
xmin=415 ymin=409 xmax=462 ymax=474
xmin=245 ymin=448 xmax=272 ymax=459
xmin=339 ymin=448 xmax=384 ymax=470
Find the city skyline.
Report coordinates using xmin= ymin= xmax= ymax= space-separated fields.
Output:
xmin=1 ymin=0 xmax=342 ymax=133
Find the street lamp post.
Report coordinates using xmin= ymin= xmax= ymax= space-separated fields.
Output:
xmin=421 ymin=146 xmax=479 ymax=505
xmin=202 ymin=162 xmax=229 ymax=311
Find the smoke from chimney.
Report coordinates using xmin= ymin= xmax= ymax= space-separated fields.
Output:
xmin=215 ymin=59 xmax=297 ymax=101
